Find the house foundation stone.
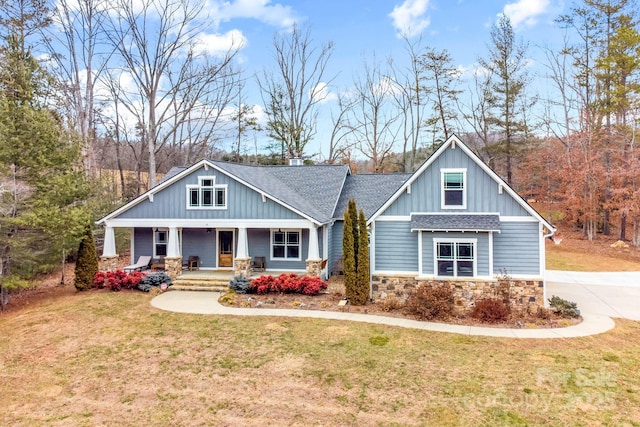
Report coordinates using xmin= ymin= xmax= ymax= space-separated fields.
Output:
xmin=234 ymin=257 xmax=252 ymax=278
xmin=164 ymin=256 xmax=182 ymax=281
xmin=99 ymin=255 xmax=119 ymax=272
xmin=371 ymin=275 xmax=544 ymax=314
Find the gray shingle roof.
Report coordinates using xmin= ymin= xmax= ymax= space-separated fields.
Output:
xmin=410 ymin=214 xmax=501 ymax=231
xmin=210 ymin=162 xmax=350 ymax=223
xmin=334 ymin=173 xmax=411 ymax=220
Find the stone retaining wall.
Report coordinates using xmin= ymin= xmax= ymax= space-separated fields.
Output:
xmin=371 ymin=275 xmax=544 ymax=314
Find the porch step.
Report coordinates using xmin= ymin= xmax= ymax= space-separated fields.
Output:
xmin=170 ymin=277 xmax=230 ymax=292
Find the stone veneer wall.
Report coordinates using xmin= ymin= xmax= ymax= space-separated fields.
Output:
xmin=164 ymin=256 xmax=182 ymax=281
xmin=99 ymin=255 xmax=119 ymax=272
xmin=305 ymin=259 xmax=323 ymax=277
xmin=234 ymin=257 xmax=252 ymax=278
xmin=371 ymin=275 xmax=544 ymax=314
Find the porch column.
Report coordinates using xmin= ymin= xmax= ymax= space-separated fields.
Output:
xmin=234 ymin=227 xmax=251 ymax=278
xmin=99 ymin=226 xmax=118 ymax=272
xmin=103 ymin=226 xmax=116 ymax=257
xmin=164 ymin=227 xmax=182 ymax=281
xmin=306 ymin=224 xmax=322 ymax=277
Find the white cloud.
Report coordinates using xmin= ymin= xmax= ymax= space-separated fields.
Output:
xmin=503 ymin=0 xmax=551 ymax=28
xmin=193 ymin=29 xmax=247 ymax=57
xmin=389 ymin=0 xmax=431 ymax=38
xmin=209 ymin=0 xmax=298 ymax=29
xmin=310 ymin=82 xmax=338 ymax=103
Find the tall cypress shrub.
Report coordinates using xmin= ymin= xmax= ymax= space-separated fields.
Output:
xmin=342 ymin=199 xmax=357 ymax=301
xmin=347 ymin=198 xmax=359 ymax=264
xmin=353 ymin=209 xmax=370 ymax=305
xmin=74 ymin=226 xmax=99 ymax=291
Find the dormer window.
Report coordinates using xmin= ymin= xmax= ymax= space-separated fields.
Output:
xmin=187 ymin=176 xmax=227 ymax=209
xmin=441 ymin=169 xmax=466 ymax=209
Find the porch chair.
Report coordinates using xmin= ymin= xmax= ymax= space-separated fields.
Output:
xmin=251 ymin=256 xmax=266 ymax=272
xmin=188 ymin=255 xmax=200 ymax=271
xmin=123 ymin=256 xmax=152 ymax=273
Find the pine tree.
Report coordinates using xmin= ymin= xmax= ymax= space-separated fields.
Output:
xmin=353 ymin=209 xmax=370 ymax=305
xmin=342 ymin=199 xmax=357 ymax=302
xmin=74 ymin=226 xmax=99 ymax=291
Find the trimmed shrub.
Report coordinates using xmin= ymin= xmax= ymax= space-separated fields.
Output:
xmin=379 ymin=296 xmax=404 ymax=312
xmin=352 ymin=209 xmax=370 ymax=306
xmin=229 ymin=276 xmax=250 ymax=294
xmin=471 ymin=298 xmax=510 ymax=323
xmin=405 ymin=284 xmax=454 ymax=321
xmin=137 ymin=272 xmax=172 ymax=292
xmin=74 ymin=226 xmax=99 ymax=291
xmin=343 ymin=199 xmax=357 ymax=301
xmin=247 ymin=274 xmax=327 ymax=296
xmin=548 ymin=295 xmax=580 ymax=318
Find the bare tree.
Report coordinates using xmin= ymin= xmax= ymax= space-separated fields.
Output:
xmin=325 ymin=92 xmax=356 ymax=164
xmin=349 ymin=58 xmax=400 ymax=172
xmin=388 ymin=37 xmax=430 ymax=172
xmin=103 ymin=0 xmax=240 ymax=187
xmin=44 ymin=0 xmax=110 ymax=175
xmin=258 ymin=24 xmax=334 ymax=161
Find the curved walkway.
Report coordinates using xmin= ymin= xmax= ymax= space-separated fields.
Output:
xmin=151 ymin=290 xmax=615 ymax=339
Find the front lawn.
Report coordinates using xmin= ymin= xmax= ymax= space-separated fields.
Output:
xmin=1 ymin=289 xmax=639 ymax=426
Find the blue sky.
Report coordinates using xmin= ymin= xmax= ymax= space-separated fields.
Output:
xmin=204 ymin=0 xmax=570 ymax=159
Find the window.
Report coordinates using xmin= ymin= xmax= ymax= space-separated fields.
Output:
xmin=435 ymin=240 xmax=475 ymax=277
xmin=271 ymin=229 xmax=300 ymax=260
xmin=154 ymin=230 xmax=168 ymax=257
xmin=442 ymin=169 xmax=466 ymax=208
xmin=187 ymin=176 xmax=227 ymax=209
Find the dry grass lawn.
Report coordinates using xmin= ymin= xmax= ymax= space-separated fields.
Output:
xmin=1 ymin=288 xmax=640 ymax=426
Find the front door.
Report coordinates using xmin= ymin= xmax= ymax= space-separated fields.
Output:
xmin=218 ymin=230 xmax=234 ymax=268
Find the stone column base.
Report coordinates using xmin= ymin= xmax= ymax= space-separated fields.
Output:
xmin=99 ymin=255 xmax=119 ymax=272
xmin=164 ymin=256 xmax=182 ymax=281
xmin=234 ymin=257 xmax=252 ymax=278
xmin=306 ymin=258 xmax=322 ymax=277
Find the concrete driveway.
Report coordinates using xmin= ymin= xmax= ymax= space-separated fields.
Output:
xmin=546 ymin=271 xmax=640 ymax=321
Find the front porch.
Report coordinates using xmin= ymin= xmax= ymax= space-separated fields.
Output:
xmin=99 ymin=221 xmax=327 ymax=281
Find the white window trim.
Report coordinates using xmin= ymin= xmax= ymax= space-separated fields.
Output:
xmin=270 ymin=228 xmax=302 ymax=262
xmin=441 ymin=168 xmax=467 ymax=209
xmin=186 ymin=176 xmax=228 ymax=210
xmin=153 ymin=228 xmax=168 ymax=258
xmin=433 ymin=237 xmax=477 ymax=278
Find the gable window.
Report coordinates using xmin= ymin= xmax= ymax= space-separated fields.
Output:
xmin=434 ymin=239 xmax=476 ymax=277
xmin=154 ymin=229 xmax=168 ymax=257
xmin=441 ymin=169 xmax=466 ymax=209
xmin=187 ymin=176 xmax=227 ymax=209
xmin=271 ymin=229 xmax=301 ymax=260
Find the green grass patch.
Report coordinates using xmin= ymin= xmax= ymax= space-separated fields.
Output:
xmin=1 ymin=290 xmax=639 ymax=425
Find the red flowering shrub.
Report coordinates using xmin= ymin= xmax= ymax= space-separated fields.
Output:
xmin=123 ymin=271 xmax=146 ymax=289
xmin=249 ymin=275 xmax=277 ymax=294
xmin=93 ymin=271 xmax=108 ymax=289
xmin=93 ymin=270 xmax=147 ymax=292
xmin=248 ymin=274 xmax=328 ymax=296
xmin=300 ymin=276 xmax=328 ymax=295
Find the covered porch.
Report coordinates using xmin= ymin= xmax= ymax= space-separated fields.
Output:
xmin=99 ymin=219 xmax=327 ymax=281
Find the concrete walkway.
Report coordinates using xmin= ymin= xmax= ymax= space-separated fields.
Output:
xmin=150 ymin=290 xmax=615 ymax=339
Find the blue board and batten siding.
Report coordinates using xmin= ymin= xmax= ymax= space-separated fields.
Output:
xmin=374 ymin=221 xmax=419 ymax=273
xmin=373 ymin=144 xmax=545 ymax=278
xmin=119 ymin=166 xmax=304 ymax=221
xmin=381 ymin=145 xmax=530 ymax=217
xmin=493 ymin=222 xmax=540 ymax=275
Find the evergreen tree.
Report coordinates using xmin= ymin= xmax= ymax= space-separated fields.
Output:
xmin=347 ymin=198 xmax=359 ymax=264
xmin=353 ymin=209 xmax=370 ymax=305
xmin=0 ymin=9 xmax=92 ymax=301
xmin=342 ymin=199 xmax=357 ymax=302
xmin=74 ymin=225 xmax=98 ymax=291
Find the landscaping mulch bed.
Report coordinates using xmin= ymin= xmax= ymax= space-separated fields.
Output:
xmin=219 ymin=277 xmax=581 ymax=329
